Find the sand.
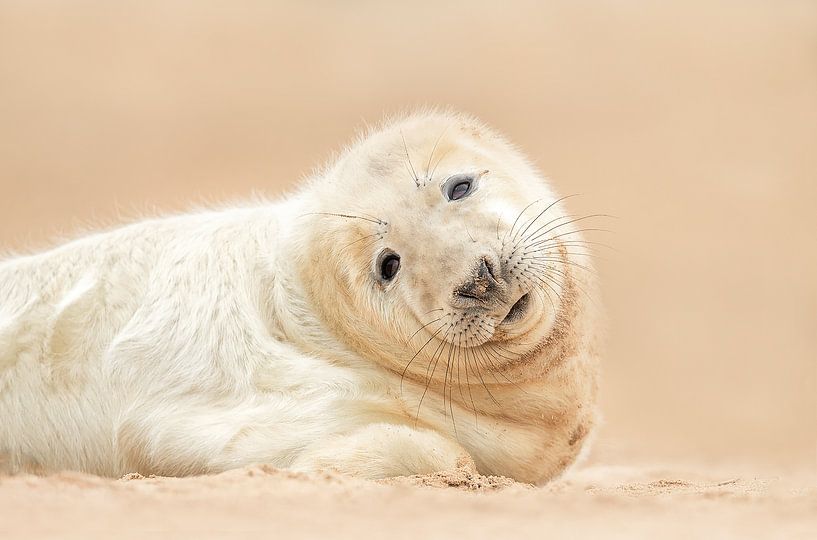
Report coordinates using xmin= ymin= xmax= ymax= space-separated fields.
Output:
xmin=2 ymin=464 xmax=815 ymax=539
xmin=0 ymin=0 xmax=815 ymax=538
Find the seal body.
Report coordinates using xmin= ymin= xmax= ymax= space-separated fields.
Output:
xmin=0 ymin=111 xmax=601 ymax=483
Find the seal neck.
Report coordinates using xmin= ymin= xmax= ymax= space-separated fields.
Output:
xmin=255 ymin=196 xmax=371 ymax=368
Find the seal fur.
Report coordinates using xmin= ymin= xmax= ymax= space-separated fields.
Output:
xmin=0 ymin=110 xmax=601 ymax=483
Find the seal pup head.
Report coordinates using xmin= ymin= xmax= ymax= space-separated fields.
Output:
xmin=296 ymin=111 xmax=598 ymax=390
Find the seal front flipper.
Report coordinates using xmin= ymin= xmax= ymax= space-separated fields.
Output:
xmin=289 ymin=423 xmax=472 ymax=480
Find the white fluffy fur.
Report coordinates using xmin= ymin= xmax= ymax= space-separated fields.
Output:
xmin=0 ymin=111 xmax=600 ymax=483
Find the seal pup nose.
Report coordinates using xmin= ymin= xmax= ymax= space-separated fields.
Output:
xmin=478 ymin=257 xmax=498 ymax=284
xmin=452 ymin=256 xmax=504 ymax=305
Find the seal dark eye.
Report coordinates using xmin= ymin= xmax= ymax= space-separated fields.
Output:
xmin=443 ymin=174 xmax=476 ymax=201
xmin=450 ymin=181 xmax=471 ymax=200
xmin=379 ymin=253 xmax=401 ymax=281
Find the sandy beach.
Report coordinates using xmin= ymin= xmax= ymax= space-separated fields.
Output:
xmin=2 ymin=463 xmax=815 ymax=538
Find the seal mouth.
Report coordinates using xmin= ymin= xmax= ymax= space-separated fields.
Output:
xmin=500 ymin=293 xmax=530 ymax=325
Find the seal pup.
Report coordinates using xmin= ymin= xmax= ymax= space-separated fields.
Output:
xmin=0 ymin=111 xmax=601 ymax=483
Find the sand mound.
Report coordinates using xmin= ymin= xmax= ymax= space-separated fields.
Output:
xmin=382 ymin=466 xmax=524 ymax=491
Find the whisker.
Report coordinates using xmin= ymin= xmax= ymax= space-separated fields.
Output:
xmin=424 ymin=126 xmax=449 ymax=184
xmin=460 ymin=336 xmax=480 ymax=425
xmin=350 ymin=236 xmax=385 ymax=257
xmin=428 ymin=147 xmax=453 ymax=185
xmin=471 ymin=340 xmax=503 ymax=384
xmin=423 ymin=326 xmax=451 ymax=381
xmin=513 ymin=194 xmax=580 ymax=244
xmin=415 ymin=325 xmax=453 ymax=426
xmin=472 ymin=327 xmax=520 ymax=362
xmin=301 ymin=212 xmax=385 ymax=225
xmin=542 ymin=239 xmax=618 ymax=253
xmin=401 ymin=131 xmax=420 ymax=187
xmin=340 ymin=232 xmax=382 ymax=251
xmin=358 ymin=211 xmax=389 ymax=224
xmin=454 ymin=331 xmax=465 ymax=400
xmin=519 ymin=273 xmax=556 ymax=312
xmin=442 ymin=333 xmax=459 ymax=439
xmin=473 ymin=323 xmax=527 ymax=357
xmin=400 ymin=321 xmax=447 ymax=394
xmin=503 ymin=199 xmax=542 ymax=246
xmin=513 ymin=213 xmax=575 ymax=251
xmin=466 ymin=336 xmax=501 ymax=406
xmin=524 ymin=213 xmax=614 ymax=245
xmin=522 ymin=256 xmax=599 ymax=277
xmin=531 ymin=264 xmax=599 ymax=307
xmin=523 ymin=248 xmax=603 ymax=260
xmin=525 ymin=228 xmax=614 ymax=250
xmin=479 ymin=341 xmax=530 ymax=391
xmin=405 ymin=316 xmax=444 ymax=344
xmin=520 ymin=268 xmax=565 ymax=305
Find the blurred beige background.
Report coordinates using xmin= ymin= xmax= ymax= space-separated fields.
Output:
xmin=1 ymin=0 xmax=815 ymax=477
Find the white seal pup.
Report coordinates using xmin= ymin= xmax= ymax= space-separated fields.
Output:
xmin=0 ymin=111 xmax=601 ymax=483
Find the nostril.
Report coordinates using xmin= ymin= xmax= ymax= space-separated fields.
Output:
xmin=480 ymin=257 xmax=498 ymax=283
xmin=456 ymin=290 xmax=481 ymax=301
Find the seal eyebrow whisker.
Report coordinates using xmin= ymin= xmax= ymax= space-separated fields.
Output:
xmin=358 ymin=211 xmax=390 ymax=224
xmin=301 ymin=212 xmax=387 ymax=225
xmin=353 ymin=239 xmax=385 ymax=263
xmin=400 ymin=131 xmax=421 ymax=188
xmin=424 ymin=125 xmax=450 ymax=185
xmin=428 ymin=147 xmax=453 ymax=186
xmin=340 ymin=232 xmax=382 ymax=251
